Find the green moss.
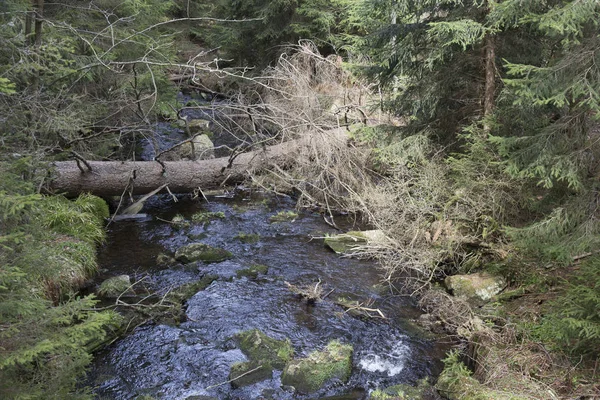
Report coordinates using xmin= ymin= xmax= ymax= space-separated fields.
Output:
xmin=74 ymin=193 xmax=110 ymax=221
xmin=1 ymin=180 xmax=120 ymax=399
xmin=235 ymin=329 xmax=294 ymax=369
xmin=98 ymin=275 xmax=132 ymax=298
xmin=228 ymin=361 xmax=273 ymax=388
xmin=234 ymin=232 xmax=261 ymax=243
xmin=18 ymin=235 xmax=98 ymax=301
xmin=227 ymin=329 xmax=293 ymax=388
xmin=269 ymin=211 xmax=298 ymax=223
xmin=156 ymin=253 xmax=176 ymax=266
xmin=191 ymin=211 xmax=225 ymax=224
xmin=37 ymin=195 xmax=107 ymax=244
xmin=370 ymin=381 xmax=432 ymax=399
xmin=282 ymin=340 xmax=353 ymax=393
xmin=236 ymin=264 xmax=269 ymax=279
xmin=168 ymin=274 xmax=218 ymax=302
xmin=175 ymin=243 xmax=233 ymax=263
xmin=171 ymin=214 xmax=190 ymax=228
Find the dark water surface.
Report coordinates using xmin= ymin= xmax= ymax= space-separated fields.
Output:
xmin=89 ymin=191 xmax=448 ymax=399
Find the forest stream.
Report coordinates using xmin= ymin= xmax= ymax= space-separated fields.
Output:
xmin=87 ymin=190 xmax=449 ymax=399
xmin=79 ymin=99 xmax=449 ymax=399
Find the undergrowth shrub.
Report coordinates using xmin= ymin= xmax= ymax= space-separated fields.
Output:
xmin=532 ymin=257 xmax=600 ymax=358
xmin=354 ymin=127 xmax=523 ymax=291
xmin=505 ymin=187 xmax=600 ymax=267
xmin=0 ymin=164 xmax=120 ymax=398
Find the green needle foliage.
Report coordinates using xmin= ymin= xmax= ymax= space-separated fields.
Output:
xmin=532 ymin=257 xmax=600 ymax=359
xmin=0 ymin=163 xmax=120 ymax=399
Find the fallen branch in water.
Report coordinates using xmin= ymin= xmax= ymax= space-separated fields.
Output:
xmin=335 ymin=298 xmax=387 ymax=319
xmin=285 ymin=279 xmax=326 ymax=304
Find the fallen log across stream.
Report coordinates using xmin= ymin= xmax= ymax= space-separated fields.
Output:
xmin=48 ymin=128 xmax=347 ymax=197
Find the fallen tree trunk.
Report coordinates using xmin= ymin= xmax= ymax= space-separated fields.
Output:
xmin=48 ymin=128 xmax=347 ymax=197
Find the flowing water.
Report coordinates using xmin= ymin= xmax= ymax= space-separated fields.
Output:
xmin=88 ymin=191 xmax=449 ymax=400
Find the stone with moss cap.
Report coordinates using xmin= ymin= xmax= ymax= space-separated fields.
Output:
xmin=191 ymin=211 xmax=225 ymax=224
xmin=324 ymin=230 xmax=386 ymax=254
xmin=269 ymin=210 xmax=298 ymax=223
xmin=175 ymin=243 xmax=232 ymax=264
xmin=235 ymin=329 xmax=293 ymax=368
xmin=98 ymin=275 xmax=131 ymax=298
xmin=281 ymin=340 xmax=353 ymax=393
xmin=236 ymin=264 xmax=269 ymax=279
xmin=228 ymin=329 xmax=294 ymax=387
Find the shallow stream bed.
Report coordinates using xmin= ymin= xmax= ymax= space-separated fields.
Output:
xmin=89 ymin=191 xmax=448 ymax=399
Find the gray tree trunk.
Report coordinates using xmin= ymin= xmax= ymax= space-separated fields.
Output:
xmin=48 ymin=129 xmax=347 ymax=197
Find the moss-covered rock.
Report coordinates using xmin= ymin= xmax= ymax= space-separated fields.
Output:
xmin=175 ymin=243 xmax=233 ymax=264
xmin=236 ymin=264 xmax=269 ymax=279
xmin=324 ymin=230 xmax=386 ymax=254
xmin=179 ymin=118 xmax=210 ymax=134
xmin=156 ymin=253 xmax=176 ymax=266
xmin=191 ymin=211 xmax=225 ymax=224
xmin=228 ymin=361 xmax=273 ymax=389
xmin=228 ymin=329 xmax=294 ymax=388
xmin=445 ymin=273 xmax=506 ymax=306
xmin=269 ymin=211 xmax=298 ymax=223
xmin=168 ymin=274 xmax=218 ymax=303
xmin=234 ymin=232 xmax=261 ymax=243
xmin=74 ymin=193 xmax=110 ymax=221
xmin=282 ymin=340 xmax=353 ymax=394
xmin=170 ymin=214 xmax=190 ymax=229
xmin=235 ymin=329 xmax=294 ymax=369
xmin=98 ymin=275 xmax=131 ymax=298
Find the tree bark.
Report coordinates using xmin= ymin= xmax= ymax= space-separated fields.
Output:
xmin=48 ymin=128 xmax=347 ymax=197
xmin=483 ymin=34 xmax=496 ymax=134
xmin=34 ymin=0 xmax=44 ymax=46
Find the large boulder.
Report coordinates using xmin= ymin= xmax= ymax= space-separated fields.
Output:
xmin=445 ymin=272 xmax=506 ymax=306
xmin=187 ymin=134 xmax=215 ymax=160
xmin=157 ymin=133 xmax=214 ymax=161
xmin=178 ymin=118 xmax=210 ymax=134
xmin=282 ymin=340 xmax=353 ymax=394
xmin=324 ymin=230 xmax=386 ymax=254
xmin=187 ymin=119 xmax=211 ymax=135
xmin=175 ymin=243 xmax=233 ymax=264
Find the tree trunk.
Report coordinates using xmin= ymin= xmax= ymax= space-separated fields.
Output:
xmin=25 ymin=11 xmax=33 ymax=45
xmin=48 ymin=129 xmax=347 ymax=197
xmin=34 ymin=0 xmax=44 ymax=46
xmin=483 ymin=34 xmax=496 ymax=134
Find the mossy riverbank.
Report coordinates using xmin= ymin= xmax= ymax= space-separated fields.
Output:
xmin=0 ymin=164 xmax=121 ymax=398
